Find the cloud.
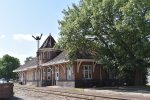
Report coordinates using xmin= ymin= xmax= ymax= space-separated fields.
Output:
xmin=0 ymin=34 xmax=6 ymax=39
xmin=13 ymin=34 xmax=47 ymax=42
xmin=13 ymin=34 xmax=34 ymax=41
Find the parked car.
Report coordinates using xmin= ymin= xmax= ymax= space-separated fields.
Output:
xmin=9 ymin=79 xmax=14 ymax=83
xmin=0 ymin=78 xmax=7 ymax=84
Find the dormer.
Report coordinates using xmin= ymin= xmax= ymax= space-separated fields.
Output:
xmin=38 ymin=34 xmax=60 ymax=64
xmin=40 ymin=34 xmax=56 ymax=48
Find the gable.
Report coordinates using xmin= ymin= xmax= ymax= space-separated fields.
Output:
xmin=40 ymin=34 xmax=56 ymax=48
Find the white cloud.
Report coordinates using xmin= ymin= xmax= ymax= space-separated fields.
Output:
xmin=13 ymin=34 xmax=47 ymax=42
xmin=13 ymin=34 xmax=34 ymax=41
xmin=0 ymin=34 xmax=6 ymax=39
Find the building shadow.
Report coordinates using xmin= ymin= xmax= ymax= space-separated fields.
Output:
xmin=93 ymin=86 xmax=150 ymax=94
xmin=0 ymin=96 xmax=23 ymax=100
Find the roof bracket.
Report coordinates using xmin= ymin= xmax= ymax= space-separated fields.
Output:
xmin=60 ymin=64 xmax=66 ymax=73
xmin=93 ymin=62 xmax=96 ymax=72
xmin=77 ymin=61 xmax=82 ymax=73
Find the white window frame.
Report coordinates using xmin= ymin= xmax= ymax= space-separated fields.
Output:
xmin=83 ymin=65 xmax=92 ymax=79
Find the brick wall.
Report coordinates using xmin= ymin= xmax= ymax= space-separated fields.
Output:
xmin=73 ymin=61 xmax=104 ymax=80
xmin=59 ymin=64 xmax=67 ymax=80
xmin=0 ymin=83 xmax=13 ymax=98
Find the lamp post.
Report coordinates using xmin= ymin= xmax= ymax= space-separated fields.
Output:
xmin=32 ymin=34 xmax=42 ymax=87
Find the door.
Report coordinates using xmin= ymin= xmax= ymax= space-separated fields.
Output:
xmin=55 ymin=67 xmax=59 ymax=81
xmin=67 ymin=66 xmax=72 ymax=80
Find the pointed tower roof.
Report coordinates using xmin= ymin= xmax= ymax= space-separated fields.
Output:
xmin=40 ymin=34 xmax=56 ymax=48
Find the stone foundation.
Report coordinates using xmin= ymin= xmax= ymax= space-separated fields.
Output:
xmin=56 ymin=80 xmax=75 ymax=87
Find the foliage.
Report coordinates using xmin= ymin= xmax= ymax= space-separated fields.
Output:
xmin=0 ymin=54 xmax=20 ymax=79
xmin=24 ymin=56 xmax=34 ymax=64
xmin=57 ymin=0 xmax=150 ymax=85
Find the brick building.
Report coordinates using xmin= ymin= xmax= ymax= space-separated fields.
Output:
xmin=13 ymin=34 xmax=109 ymax=88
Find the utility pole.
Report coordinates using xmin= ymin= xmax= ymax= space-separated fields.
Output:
xmin=32 ymin=34 xmax=42 ymax=87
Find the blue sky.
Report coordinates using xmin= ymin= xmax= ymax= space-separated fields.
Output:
xmin=0 ymin=0 xmax=79 ymax=64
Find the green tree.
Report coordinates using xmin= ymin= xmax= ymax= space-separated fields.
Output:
xmin=0 ymin=58 xmax=4 ymax=77
xmin=57 ymin=0 xmax=150 ymax=85
xmin=24 ymin=56 xmax=33 ymax=64
xmin=0 ymin=54 xmax=20 ymax=79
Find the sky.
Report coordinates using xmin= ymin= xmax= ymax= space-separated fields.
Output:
xmin=0 ymin=0 xmax=79 ymax=64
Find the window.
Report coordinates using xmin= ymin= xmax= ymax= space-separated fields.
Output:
xmin=47 ymin=68 xmax=51 ymax=72
xmin=33 ymin=70 xmax=36 ymax=80
xmin=47 ymin=68 xmax=51 ymax=80
xmin=83 ymin=65 xmax=92 ymax=79
xmin=55 ymin=67 xmax=59 ymax=80
xmin=43 ymin=69 xmax=46 ymax=80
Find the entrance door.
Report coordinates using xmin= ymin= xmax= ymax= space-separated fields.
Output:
xmin=67 ymin=66 xmax=72 ymax=80
xmin=55 ymin=67 xmax=59 ymax=81
xmin=21 ymin=73 xmax=24 ymax=82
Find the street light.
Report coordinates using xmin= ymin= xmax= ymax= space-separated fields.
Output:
xmin=32 ymin=34 xmax=42 ymax=87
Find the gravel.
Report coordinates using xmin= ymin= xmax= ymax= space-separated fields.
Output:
xmin=11 ymin=87 xmax=86 ymax=100
xmin=9 ymin=85 xmax=150 ymax=100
